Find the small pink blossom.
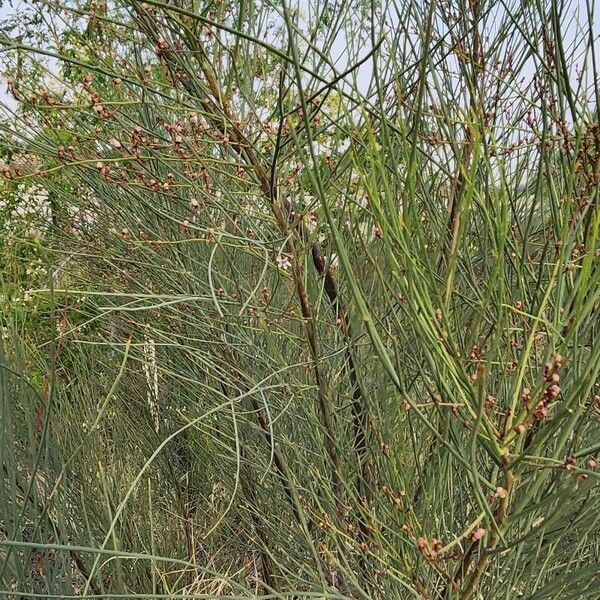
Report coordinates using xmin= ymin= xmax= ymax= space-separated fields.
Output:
xmin=276 ymin=254 xmax=291 ymax=270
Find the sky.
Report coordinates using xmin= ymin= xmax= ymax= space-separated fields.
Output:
xmin=0 ymin=0 xmax=598 ymax=116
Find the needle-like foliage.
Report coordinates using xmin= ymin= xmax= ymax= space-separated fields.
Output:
xmin=1 ymin=1 xmax=599 ymax=598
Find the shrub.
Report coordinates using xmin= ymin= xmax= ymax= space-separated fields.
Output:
xmin=1 ymin=1 xmax=599 ymax=598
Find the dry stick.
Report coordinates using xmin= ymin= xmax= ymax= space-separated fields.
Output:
xmin=269 ymin=27 xmax=372 ymax=540
xmin=139 ymin=13 xmax=373 ymax=583
xmin=272 ymin=86 xmax=374 ymax=589
xmin=247 ymin=394 xmax=302 ymax=525
xmin=301 ymin=210 xmax=375 ymax=588
xmin=310 ymin=242 xmax=372 ymax=520
xmin=438 ymin=127 xmax=474 ymax=280
xmin=448 ymin=7 xmax=502 ymax=597
xmin=439 ymin=0 xmax=484 ymax=281
xmin=412 ymin=5 xmax=486 ymax=593
xmin=197 ymin=53 xmax=376 ymax=591
xmin=128 ymin=20 xmax=298 ymax=589
xmin=185 ymin=41 xmax=346 ymax=510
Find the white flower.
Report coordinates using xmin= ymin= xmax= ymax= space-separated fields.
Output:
xmin=304 ymin=212 xmax=318 ymax=234
xmin=4 ymin=183 xmax=52 ymax=237
xmin=312 ymin=141 xmax=330 ymax=155
xmin=276 ymin=254 xmax=291 ymax=270
xmin=337 ymin=137 xmax=350 ymax=152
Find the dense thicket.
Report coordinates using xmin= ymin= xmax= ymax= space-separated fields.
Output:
xmin=1 ymin=1 xmax=599 ymax=598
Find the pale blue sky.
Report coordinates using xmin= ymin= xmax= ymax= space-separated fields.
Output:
xmin=1 ymin=1 xmax=598 ymax=115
